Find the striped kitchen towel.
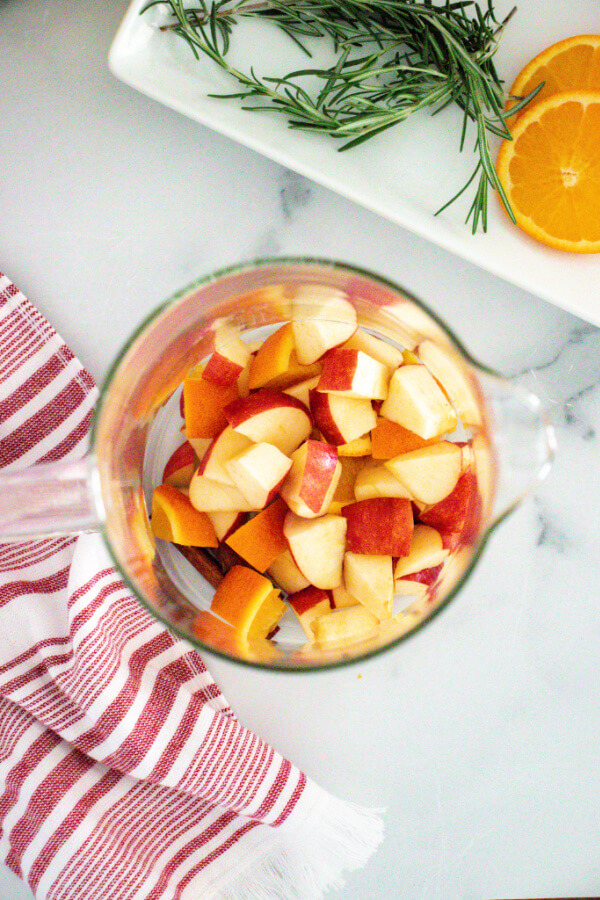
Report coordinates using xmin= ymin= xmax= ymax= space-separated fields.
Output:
xmin=0 ymin=272 xmax=384 ymax=900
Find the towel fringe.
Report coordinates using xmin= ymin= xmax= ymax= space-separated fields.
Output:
xmin=217 ymin=797 xmax=385 ymax=900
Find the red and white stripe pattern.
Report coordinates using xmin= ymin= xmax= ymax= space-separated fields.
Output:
xmin=0 ymin=273 xmax=383 ymax=900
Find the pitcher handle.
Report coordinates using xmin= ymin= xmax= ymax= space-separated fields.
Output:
xmin=0 ymin=456 xmax=105 ymax=540
xmin=476 ymin=371 xmax=556 ymax=522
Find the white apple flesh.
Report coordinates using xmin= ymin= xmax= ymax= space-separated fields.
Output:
xmin=197 ymin=426 xmax=253 ymax=485
xmin=267 ymin=549 xmax=310 ymax=594
xmin=380 ymin=364 xmax=457 ymax=439
xmin=309 ymin=389 xmax=376 ymax=446
xmin=283 ymin=512 xmax=347 ymax=589
xmin=343 ymin=552 xmax=394 ymax=621
xmin=189 ymin=473 xmax=254 ymax=512
xmin=311 ymin=605 xmax=379 ymax=647
xmin=353 ymin=460 xmax=412 ymax=501
xmin=225 ymin=442 xmax=292 ymax=509
xmin=291 ymin=288 xmax=357 ymax=364
xmin=279 ymin=440 xmax=341 ymax=518
xmin=225 ymin=391 xmax=312 ymax=454
xmin=384 ymin=441 xmax=462 ymax=505
xmin=316 ymin=349 xmax=390 ymax=400
xmin=393 ymin=524 xmax=448 ymax=579
xmin=342 ymin=330 xmax=403 ymax=370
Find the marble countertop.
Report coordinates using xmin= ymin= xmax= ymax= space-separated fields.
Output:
xmin=1 ymin=2 xmax=599 ymax=898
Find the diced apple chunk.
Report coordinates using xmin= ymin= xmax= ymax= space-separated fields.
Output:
xmin=291 ymin=289 xmax=357 ymax=364
xmin=207 ymin=510 xmax=247 ymax=542
xmin=331 ymin=581 xmax=360 ymax=609
xmin=416 ymin=338 xmax=482 ymax=427
xmin=225 ymin=442 xmax=292 ymax=509
xmin=309 ymin=390 xmax=376 ymax=446
xmin=311 ymin=606 xmax=379 ymax=647
xmin=280 ymin=440 xmax=341 ymax=518
xmin=283 ymin=374 xmax=321 ymax=407
xmin=393 ymin=525 xmax=448 ymax=579
xmin=354 ymin=461 xmax=412 ymax=501
xmin=394 ymin=563 xmax=444 ymax=596
xmin=189 ymin=474 xmax=254 ymax=512
xmin=380 ymin=365 xmax=457 ymax=439
xmin=288 ymin=586 xmax=332 ymax=641
xmin=343 ymin=552 xmax=393 ymax=621
xmin=384 ymin=441 xmax=462 ymax=505
xmin=316 ymin=349 xmax=389 ymax=400
xmin=337 ymin=434 xmax=373 ymax=456
xmin=225 ymin=391 xmax=312 ymax=455
xmin=267 ymin=549 xmax=310 ymax=594
xmin=342 ymin=331 xmax=403 ymax=370
xmin=283 ymin=512 xmax=347 ymax=589
xmin=163 ymin=441 xmax=196 ymax=488
xmin=342 ymin=497 xmax=413 ymax=557
xmin=197 ymin=426 xmax=253 ymax=486
xmin=203 ymin=326 xmax=251 ymax=387
xmin=327 ymin=456 xmax=366 ymax=514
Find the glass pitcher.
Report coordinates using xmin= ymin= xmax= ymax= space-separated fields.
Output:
xmin=0 ymin=259 xmax=555 ymax=670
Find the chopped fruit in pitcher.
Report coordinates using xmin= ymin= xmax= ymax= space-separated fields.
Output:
xmin=279 ymin=440 xmax=341 ymax=518
xmin=203 ymin=325 xmax=251 ymax=387
xmin=152 ymin=312 xmax=485 ymax=656
xmin=151 ymin=485 xmax=218 ymax=547
xmin=288 ymin=586 xmax=332 ymax=641
xmin=163 ymin=441 xmax=196 ymax=487
xmin=311 ymin=605 xmax=379 ymax=647
xmin=225 ymin=498 xmax=288 ymax=573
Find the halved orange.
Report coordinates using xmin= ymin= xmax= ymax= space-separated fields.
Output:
xmin=496 ymin=91 xmax=600 ymax=253
xmin=507 ymin=35 xmax=600 ymax=121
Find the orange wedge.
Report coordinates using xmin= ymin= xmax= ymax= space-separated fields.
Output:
xmin=496 ymin=91 xmax=600 ymax=253
xmin=507 ymin=35 xmax=600 ymax=122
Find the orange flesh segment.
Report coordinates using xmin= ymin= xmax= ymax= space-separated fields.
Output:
xmin=210 ymin=565 xmax=285 ymax=639
xmin=497 ymin=91 xmax=600 ymax=252
xmin=508 ymin=35 xmax=600 ymax=119
xmin=225 ymin=497 xmax=288 ymax=572
xmin=183 ymin=366 xmax=239 ymax=439
xmin=371 ymin=418 xmax=438 ymax=459
xmin=151 ymin=484 xmax=218 ymax=546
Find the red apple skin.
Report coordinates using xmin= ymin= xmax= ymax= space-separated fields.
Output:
xmin=202 ymin=352 xmax=243 ymax=387
xmin=419 ymin=471 xmax=479 ymax=537
xmin=440 ymin=532 xmax=461 ymax=553
xmin=196 ymin=434 xmax=216 ymax=476
xmin=309 ymin=389 xmax=345 ymax=445
xmin=309 ymin=389 xmax=343 ymax=444
xmin=163 ymin=441 xmax=195 ymax=483
xmin=288 ymin=586 xmax=332 ymax=616
xmin=300 ymin=441 xmax=339 ymax=513
xmin=317 ymin=348 xmax=360 ymax=392
xmin=179 ymin=391 xmax=185 ymax=417
xmin=264 ymin=474 xmax=291 ymax=509
xmin=225 ymin=390 xmax=310 ymax=425
xmin=398 ymin=563 xmax=444 ymax=587
xmin=342 ymin=498 xmax=414 ymax=557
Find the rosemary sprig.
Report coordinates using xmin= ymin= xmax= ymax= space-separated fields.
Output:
xmin=142 ymin=0 xmax=541 ymax=232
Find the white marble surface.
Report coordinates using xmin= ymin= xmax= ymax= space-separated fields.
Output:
xmin=1 ymin=2 xmax=600 ymax=898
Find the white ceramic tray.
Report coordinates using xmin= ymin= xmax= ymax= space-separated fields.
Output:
xmin=109 ymin=0 xmax=600 ymax=325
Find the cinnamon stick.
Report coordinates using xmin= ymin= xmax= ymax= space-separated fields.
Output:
xmin=174 ymin=544 xmax=224 ymax=588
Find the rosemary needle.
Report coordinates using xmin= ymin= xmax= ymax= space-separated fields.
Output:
xmin=142 ymin=0 xmax=542 ymax=233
